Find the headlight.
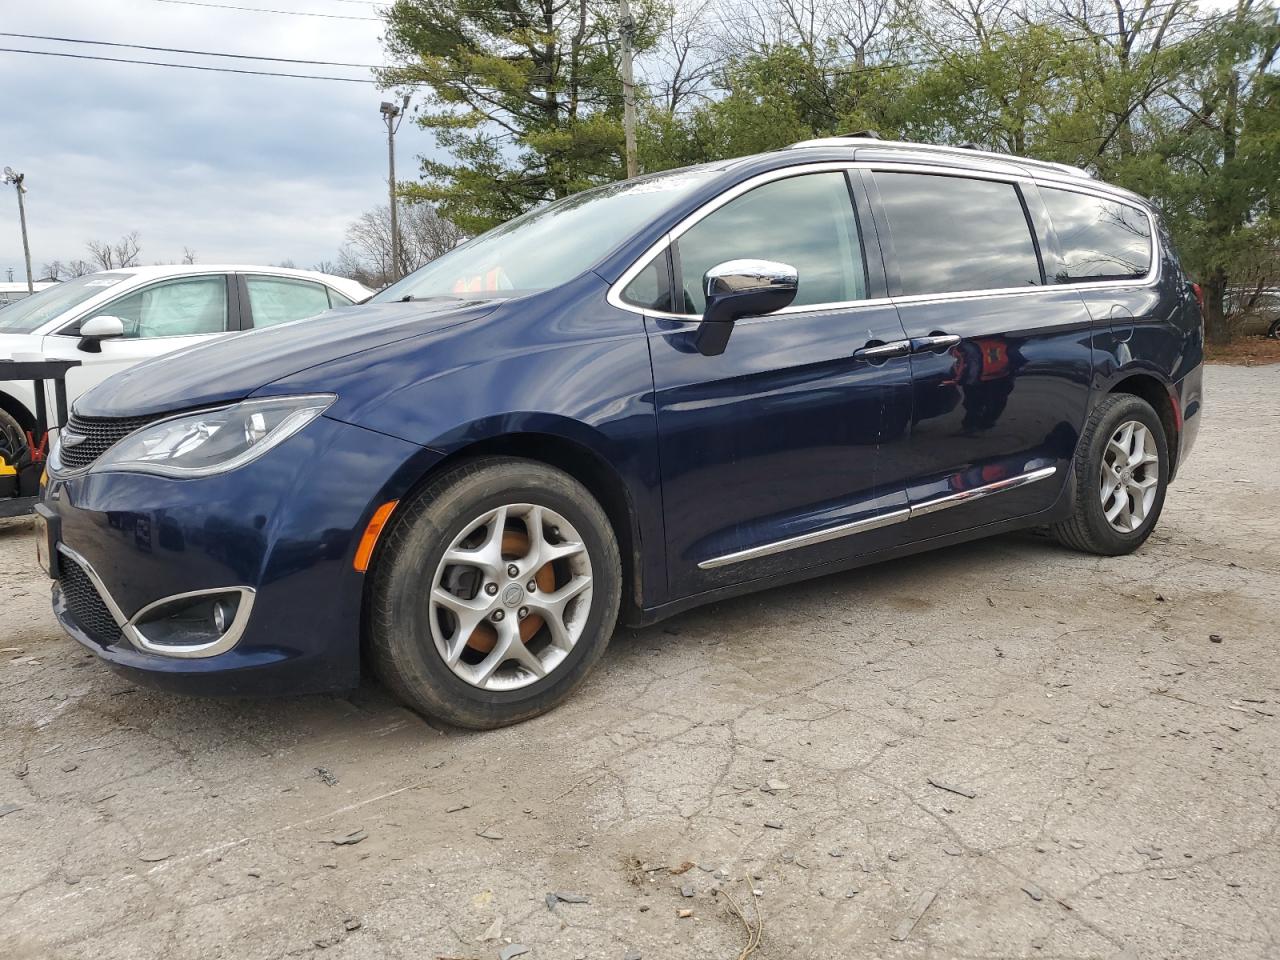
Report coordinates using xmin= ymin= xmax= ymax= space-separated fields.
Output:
xmin=91 ymin=395 xmax=334 ymax=478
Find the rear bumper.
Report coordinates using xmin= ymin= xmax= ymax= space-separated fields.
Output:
xmin=1173 ymin=363 xmax=1203 ymax=474
xmin=42 ymin=414 xmax=439 ymax=696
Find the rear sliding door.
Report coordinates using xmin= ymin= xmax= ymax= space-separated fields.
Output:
xmin=867 ymin=167 xmax=1094 ymax=539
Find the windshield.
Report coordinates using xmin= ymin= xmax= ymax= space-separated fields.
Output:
xmin=372 ymin=168 xmax=715 ymax=303
xmin=0 ymin=273 xmax=131 ymax=334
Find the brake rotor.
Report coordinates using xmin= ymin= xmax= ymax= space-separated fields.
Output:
xmin=466 ymin=526 xmax=558 ymax=654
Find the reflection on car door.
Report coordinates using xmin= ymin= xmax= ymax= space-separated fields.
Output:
xmin=867 ymin=169 xmax=1094 ymax=539
xmin=642 ymin=168 xmax=915 ymax=594
xmin=41 ymin=274 xmax=237 ymax=404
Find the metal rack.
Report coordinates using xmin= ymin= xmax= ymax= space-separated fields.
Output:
xmin=0 ymin=358 xmax=80 ymax=519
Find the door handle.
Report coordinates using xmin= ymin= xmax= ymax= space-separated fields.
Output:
xmin=853 ymin=339 xmax=911 ymax=361
xmin=909 ymin=334 xmax=961 ymax=353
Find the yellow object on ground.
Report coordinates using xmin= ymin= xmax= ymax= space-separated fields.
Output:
xmin=0 ymin=456 xmax=16 ymax=477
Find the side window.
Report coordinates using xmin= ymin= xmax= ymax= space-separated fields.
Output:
xmin=620 ymin=252 xmax=673 ymax=312
xmin=98 ymin=276 xmax=229 ymax=338
xmin=875 ymin=172 xmax=1042 ymax=295
xmin=245 ymin=276 xmax=332 ymax=328
xmin=327 ymin=288 xmax=355 ymax=308
xmin=1040 ymin=188 xmax=1152 ymax=282
xmin=674 ymin=172 xmax=866 ymax=315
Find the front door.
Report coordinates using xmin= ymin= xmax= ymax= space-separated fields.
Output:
xmin=41 ymin=274 xmax=236 ymax=406
xmin=641 ymin=168 xmax=915 ymax=594
xmin=867 ymin=168 xmax=1095 ymax=539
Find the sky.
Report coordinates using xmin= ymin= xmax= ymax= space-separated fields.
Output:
xmin=0 ymin=0 xmax=438 ymax=279
xmin=0 ymin=0 xmax=1244 ymax=284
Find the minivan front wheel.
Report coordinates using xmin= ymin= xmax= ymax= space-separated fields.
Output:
xmin=1052 ymin=393 xmax=1170 ymax=555
xmin=368 ymin=457 xmax=621 ymax=729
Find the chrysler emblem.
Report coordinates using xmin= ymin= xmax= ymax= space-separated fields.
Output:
xmin=61 ymin=431 xmax=87 ymax=448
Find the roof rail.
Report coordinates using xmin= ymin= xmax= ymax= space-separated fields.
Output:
xmin=784 ymin=136 xmax=1094 ymax=179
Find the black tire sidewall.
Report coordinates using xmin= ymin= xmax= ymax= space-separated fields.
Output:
xmin=371 ymin=459 xmax=621 ymax=727
xmin=1077 ymin=396 xmax=1170 ymax=552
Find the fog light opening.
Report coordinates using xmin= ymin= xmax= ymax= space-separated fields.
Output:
xmin=127 ymin=588 xmax=253 ymax=656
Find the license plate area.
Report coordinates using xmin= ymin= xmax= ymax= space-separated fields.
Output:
xmin=34 ymin=503 xmax=60 ymax=579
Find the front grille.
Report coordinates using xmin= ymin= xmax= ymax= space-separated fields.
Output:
xmin=59 ymin=412 xmax=161 ymax=471
xmin=58 ymin=552 xmax=122 ymax=646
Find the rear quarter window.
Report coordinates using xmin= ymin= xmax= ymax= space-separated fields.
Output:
xmin=1041 ymin=187 xmax=1152 ymax=282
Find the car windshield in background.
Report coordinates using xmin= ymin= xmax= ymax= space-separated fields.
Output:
xmin=0 ymin=273 xmax=131 ymax=334
xmin=371 ymin=169 xmax=716 ymax=303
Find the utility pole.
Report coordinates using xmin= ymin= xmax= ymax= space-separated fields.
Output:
xmin=3 ymin=167 xmax=33 ymax=294
xmin=379 ymin=96 xmax=410 ymax=282
xmin=618 ymin=0 xmax=638 ymax=178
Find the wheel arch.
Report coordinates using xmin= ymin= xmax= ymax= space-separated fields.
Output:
xmin=0 ymin=389 xmax=35 ymax=431
xmin=374 ymin=428 xmax=648 ymax=622
xmin=1107 ymin=371 xmax=1181 ymax=480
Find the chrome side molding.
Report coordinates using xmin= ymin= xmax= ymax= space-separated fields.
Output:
xmin=698 ymin=508 xmax=911 ymax=570
xmin=909 ymin=466 xmax=1058 ymax=518
xmin=697 ymin=466 xmax=1057 ymax=570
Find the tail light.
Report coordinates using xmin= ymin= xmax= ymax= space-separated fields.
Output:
xmin=1190 ymin=282 xmax=1205 ymax=310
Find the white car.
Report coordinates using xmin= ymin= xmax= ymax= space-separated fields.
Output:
xmin=0 ymin=265 xmax=370 ymax=433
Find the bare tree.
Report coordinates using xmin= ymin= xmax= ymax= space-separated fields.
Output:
xmin=336 ymin=203 xmax=464 ymax=290
xmin=86 ymin=231 xmax=142 ymax=270
xmin=182 ymin=246 xmax=197 ymax=265
xmin=641 ymin=8 xmax=721 ymax=114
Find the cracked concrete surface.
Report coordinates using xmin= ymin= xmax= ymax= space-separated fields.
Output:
xmin=1 ymin=363 xmax=1277 ymax=960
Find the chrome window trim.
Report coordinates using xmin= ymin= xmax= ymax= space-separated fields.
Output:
xmin=697 ymin=466 xmax=1057 ymax=570
xmin=607 ymin=161 xmax=1160 ymax=321
xmin=607 ymin=161 xmax=864 ymax=320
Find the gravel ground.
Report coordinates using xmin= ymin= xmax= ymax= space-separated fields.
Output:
xmin=1 ymin=364 xmax=1277 ymax=960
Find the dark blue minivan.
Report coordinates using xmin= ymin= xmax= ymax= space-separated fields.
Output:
xmin=37 ymin=137 xmax=1203 ymax=728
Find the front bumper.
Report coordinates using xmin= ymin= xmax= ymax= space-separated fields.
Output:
xmin=42 ymin=414 xmax=439 ymax=696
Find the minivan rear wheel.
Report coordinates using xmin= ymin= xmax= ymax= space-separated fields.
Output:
xmin=368 ymin=457 xmax=621 ymax=729
xmin=1051 ymin=393 xmax=1170 ymax=556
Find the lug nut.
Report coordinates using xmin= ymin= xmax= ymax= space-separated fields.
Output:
xmin=527 ymin=580 xmax=537 ymax=592
xmin=484 ymin=582 xmax=498 ymax=596
xmin=507 ymin=563 xmax=519 ymax=577
xmin=492 ymin=609 xmax=505 ymax=621
xmin=518 ymin=606 xmax=529 ymax=619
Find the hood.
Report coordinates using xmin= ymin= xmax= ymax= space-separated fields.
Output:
xmin=74 ymin=299 xmax=497 ymax=417
xmin=0 ymin=332 xmax=46 ymax=361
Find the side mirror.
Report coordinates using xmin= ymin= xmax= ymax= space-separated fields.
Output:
xmin=695 ymin=260 xmax=798 ymax=356
xmin=77 ymin=315 xmax=126 ymax=353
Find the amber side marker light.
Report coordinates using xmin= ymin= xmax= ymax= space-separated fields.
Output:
xmin=354 ymin=500 xmax=399 ymax=572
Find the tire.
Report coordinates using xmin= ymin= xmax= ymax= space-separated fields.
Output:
xmin=367 ymin=456 xmax=622 ymax=729
xmin=0 ymin=408 xmax=27 ymax=464
xmin=1051 ymin=393 xmax=1169 ymax=556
xmin=1267 ymin=317 xmax=1280 ymax=340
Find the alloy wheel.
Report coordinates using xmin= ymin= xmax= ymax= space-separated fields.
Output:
xmin=1099 ymin=420 xmax=1160 ymax=533
xmin=429 ymin=503 xmax=593 ymax=691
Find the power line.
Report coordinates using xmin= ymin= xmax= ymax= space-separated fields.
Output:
xmin=0 ymin=31 xmax=382 ymax=68
xmin=0 ymin=46 xmax=380 ymax=81
xmin=150 ymin=0 xmax=382 ymax=21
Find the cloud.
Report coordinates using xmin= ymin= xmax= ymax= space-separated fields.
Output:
xmin=0 ymin=0 xmax=440 ymax=275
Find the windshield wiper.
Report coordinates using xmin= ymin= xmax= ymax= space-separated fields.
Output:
xmin=397 ymin=294 xmax=463 ymax=303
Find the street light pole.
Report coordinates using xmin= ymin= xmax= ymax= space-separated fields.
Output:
xmin=3 ymin=167 xmax=33 ymax=294
xmin=380 ymin=96 xmax=410 ymax=283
